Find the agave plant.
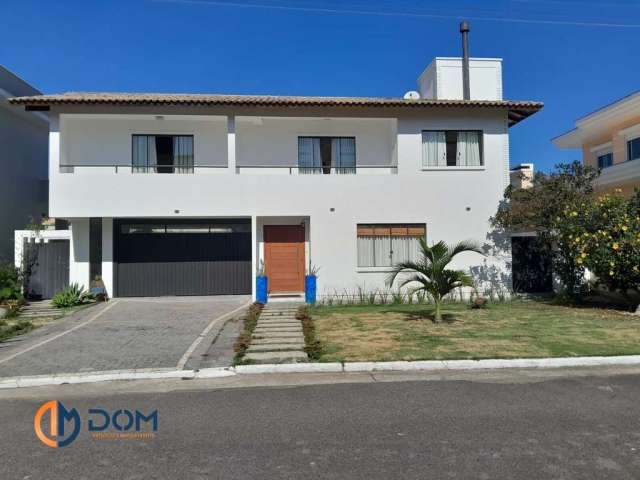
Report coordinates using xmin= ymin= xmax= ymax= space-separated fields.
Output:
xmin=386 ymin=239 xmax=483 ymax=323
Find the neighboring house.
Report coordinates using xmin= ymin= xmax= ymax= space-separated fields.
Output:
xmin=0 ymin=66 xmax=49 ymax=262
xmin=553 ymin=91 xmax=640 ymax=196
xmin=509 ymin=163 xmax=534 ymax=190
xmin=9 ymin=56 xmax=542 ymax=301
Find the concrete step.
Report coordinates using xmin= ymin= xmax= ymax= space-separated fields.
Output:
xmin=252 ymin=332 xmax=304 ymax=340
xmin=252 ymin=338 xmax=305 ymax=345
xmin=247 ymin=343 xmax=304 ymax=353
xmin=19 ymin=310 xmax=62 ymax=317
xmin=253 ymin=327 xmax=302 ymax=333
xmin=243 ymin=351 xmax=308 ymax=364
xmin=256 ymin=322 xmax=301 ymax=328
xmin=255 ymin=323 xmax=301 ymax=329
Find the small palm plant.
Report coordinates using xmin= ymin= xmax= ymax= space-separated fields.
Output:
xmin=386 ymin=239 xmax=484 ymax=323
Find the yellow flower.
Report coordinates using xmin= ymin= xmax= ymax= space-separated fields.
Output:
xmin=610 ymin=271 xmax=614 ymax=276
xmin=612 ymin=243 xmax=619 ymax=250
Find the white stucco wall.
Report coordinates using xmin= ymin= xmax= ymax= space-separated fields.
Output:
xmin=61 ymin=114 xmax=228 ymax=169
xmin=236 ymin=116 xmax=395 ymax=168
xmin=55 ymin=107 xmax=511 ymax=298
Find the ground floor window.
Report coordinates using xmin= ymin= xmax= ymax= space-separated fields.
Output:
xmin=357 ymin=224 xmax=426 ymax=267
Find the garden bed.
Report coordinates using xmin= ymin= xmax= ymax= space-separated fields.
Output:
xmin=310 ymin=300 xmax=640 ymax=362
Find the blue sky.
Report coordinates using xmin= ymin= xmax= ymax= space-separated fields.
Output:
xmin=2 ymin=0 xmax=639 ymax=171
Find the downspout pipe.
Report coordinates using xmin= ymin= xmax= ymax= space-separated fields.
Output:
xmin=460 ymin=21 xmax=471 ymax=100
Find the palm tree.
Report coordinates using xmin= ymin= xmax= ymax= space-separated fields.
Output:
xmin=386 ymin=239 xmax=484 ymax=323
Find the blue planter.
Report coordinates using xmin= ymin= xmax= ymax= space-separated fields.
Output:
xmin=305 ymin=275 xmax=317 ymax=304
xmin=256 ymin=276 xmax=268 ymax=304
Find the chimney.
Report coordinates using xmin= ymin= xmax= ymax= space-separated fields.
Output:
xmin=459 ymin=21 xmax=471 ymax=100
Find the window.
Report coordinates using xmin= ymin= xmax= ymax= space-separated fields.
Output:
xmin=298 ymin=137 xmax=356 ymax=174
xmin=132 ymin=135 xmax=194 ymax=173
xmin=120 ymin=222 xmax=250 ymax=234
xmin=628 ymin=137 xmax=640 ymax=162
xmin=357 ymin=224 xmax=426 ymax=268
xmin=597 ymin=152 xmax=613 ymax=169
xmin=89 ymin=218 xmax=102 ymax=281
xmin=422 ymin=130 xmax=482 ymax=168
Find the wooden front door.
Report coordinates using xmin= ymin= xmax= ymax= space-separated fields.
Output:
xmin=264 ymin=225 xmax=305 ymax=293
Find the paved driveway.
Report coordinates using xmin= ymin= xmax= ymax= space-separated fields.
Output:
xmin=0 ymin=296 xmax=250 ymax=377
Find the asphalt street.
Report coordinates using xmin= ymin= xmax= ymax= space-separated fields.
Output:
xmin=2 ymin=371 xmax=640 ymax=479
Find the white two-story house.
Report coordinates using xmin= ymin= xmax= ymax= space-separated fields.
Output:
xmin=9 ymin=57 xmax=541 ymax=300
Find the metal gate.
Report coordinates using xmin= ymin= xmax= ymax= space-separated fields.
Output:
xmin=114 ymin=219 xmax=251 ymax=297
xmin=25 ymin=239 xmax=70 ymax=299
xmin=511 ymin=236 xmax=553 ymax=293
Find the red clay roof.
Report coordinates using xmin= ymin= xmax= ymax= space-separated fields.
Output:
xmin=9 ymin=92 xmax=543 ymax=125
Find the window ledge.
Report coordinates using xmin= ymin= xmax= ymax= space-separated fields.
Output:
xmin=357 ymin=266 xmax=395 ymax=273
xmin=420 ymin=166 xmax=485 ymax=171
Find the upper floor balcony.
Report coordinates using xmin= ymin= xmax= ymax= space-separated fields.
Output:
xmin=594 ymin=158 xmax=640 ymax=193
xmin=57 ymin=114 xmax=399 ymax=176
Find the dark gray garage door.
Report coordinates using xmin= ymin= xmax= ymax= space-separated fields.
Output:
xmin=114 ymin=219 xmax=251 ymax=297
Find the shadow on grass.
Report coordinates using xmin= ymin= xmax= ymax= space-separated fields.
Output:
xmin=385 ymin=307 xmax=459 ymax=324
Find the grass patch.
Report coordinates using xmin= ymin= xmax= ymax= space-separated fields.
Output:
xmin=0 ymin=319 xmax=34 ymax=342
xmin=233 ymin=303 xmax=263 ymax=365
xmin=309 ymin=300 xmax=640 ymax=362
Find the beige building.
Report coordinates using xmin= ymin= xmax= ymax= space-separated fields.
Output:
xmin=553 ymin=91 xmax=640 ymax=196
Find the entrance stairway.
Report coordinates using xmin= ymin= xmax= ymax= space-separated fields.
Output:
xmin=244 ymin=303 xmax=308 ymax=363
xmin=18 ymin=300 xmax=61 ymax=318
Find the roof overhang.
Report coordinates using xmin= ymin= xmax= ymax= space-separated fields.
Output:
xmin=9 ymin=93 xmax=543 ymax=127
xmin=553 ymin=90 xmax=640 ymax=149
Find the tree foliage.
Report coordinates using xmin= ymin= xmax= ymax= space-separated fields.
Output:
xmin=555 ymin=190 xmax=640 ymax=296
xmin=492 ymin=161 xmax=599 ymax=294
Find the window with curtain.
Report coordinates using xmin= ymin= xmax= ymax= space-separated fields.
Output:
xmin=357 ymin=224 xmax=426 ymax=268
xmin=298 ymin=136 xmax=356 ymax=174
xmin=422 ymin=131 xmax=482 ymax=167
xmin=132 ymin=135 xmax=194 ymax=173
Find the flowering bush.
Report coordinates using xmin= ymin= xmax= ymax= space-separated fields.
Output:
xmin=553 ymin=190 xmax=640 ymax=295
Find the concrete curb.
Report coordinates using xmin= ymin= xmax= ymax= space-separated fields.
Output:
xmin=3 ymin=356 xmax=640 ymax=389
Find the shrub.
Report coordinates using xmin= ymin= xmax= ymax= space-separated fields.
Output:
xmin=554 ymin=189 xmax=640 ymax=303
xmin=233 ymin=303 xmax=263 ymax=361
xmin=0 ymin=263 xmax=23 ymax=302
xmin=51 ymin=283 xmax=92 ymax=308
xmin=297 ymin=306 xmax=323 ymax=360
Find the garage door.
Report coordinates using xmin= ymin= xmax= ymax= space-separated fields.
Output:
xmin=114 ymin=219 xmax=251 ymax=297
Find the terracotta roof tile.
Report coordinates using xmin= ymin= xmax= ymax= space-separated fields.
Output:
xmin=9 ymin=92 xmax=543 ymax=125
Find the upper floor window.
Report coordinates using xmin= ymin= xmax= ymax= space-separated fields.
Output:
xmin=597 ymin=152 xmax=613 ymax=169
xmin=422 ymin=130 xmax=483 ymax=168
xmin=132 ymin=135 xmax=194 ymax=173
xmin=298 ymin=137 xmax=356 ymax=174
xmin=628 ymin=137 xmax=640 ymax=162
xmin=357 ymin=224 xmax=426 ymax=268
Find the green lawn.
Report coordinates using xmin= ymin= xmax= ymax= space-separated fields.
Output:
xmin=309 ymin=301 xmax=640 ymax=362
